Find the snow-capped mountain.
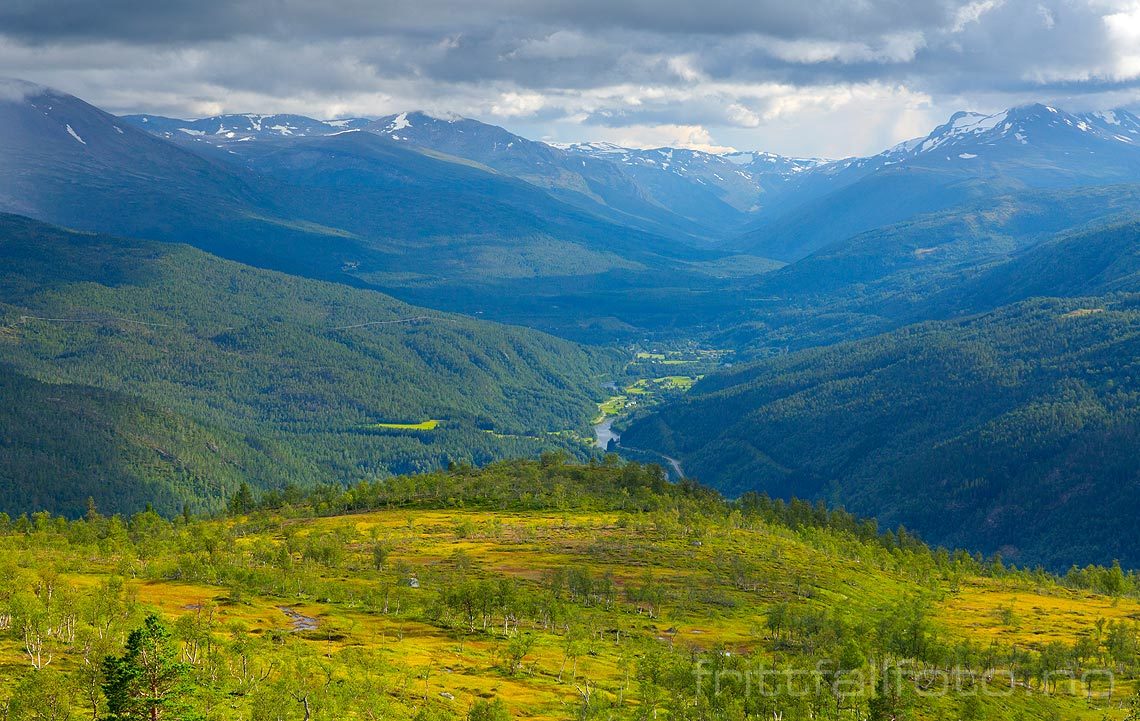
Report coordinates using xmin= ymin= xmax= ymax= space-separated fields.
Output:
xmin=117 ymin=107 xmax=854 ymax=229
xmin=720 ymin=150 xmax=830 ymax=177
xmin=736 ymin=103 xmax=1140 ymax=261
xmin=362 ymin=111 xmax=757 ymax=236
xmin=560 ymin=143 xmax=759 ymax=211
xmin=368 ymin=111 xmax=504 ymax=147
xmin=773 ymin=103 xmax=1140 ymax=196
xmin=119 ymin=99 xmax=1140 ymax=254
xmin=874 ymin=104 xmax=1140 ymax=165
xmin=124 ymin=109 xmax=759 ymax=239
xmin=121 ymin=113 xmax=371 ymax=141
xmin=0 ymin=76 xmax=297 ymax=267
xmin=1075 ymin=108 xmax=1140 ymax=143
xmin=364 ymin=111 xmax=583 ymax=186
xmin=559 ymin=143 xmax=827 ymax=213
xmin=1 ymin=79 xmax=714 ymax=328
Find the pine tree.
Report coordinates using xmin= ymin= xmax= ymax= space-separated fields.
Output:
xmin=228 ymin=483 xmax=254 ymax=515
xmin=85 ymin=497 xmax=100 ymax=523
xmin=101 ymin=614 xmax=191 ymax=721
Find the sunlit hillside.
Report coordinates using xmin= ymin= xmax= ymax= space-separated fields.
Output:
xmin=2 ymin=459 xmax=1138 ymax=720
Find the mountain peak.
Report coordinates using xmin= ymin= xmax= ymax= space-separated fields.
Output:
xmin=878 ymin=101 xmax=1140 ymax=163
xmin=375 ymin=110 xmax=471 ymax=130
xmin=0 ymin=77 xmax=55 ymax=103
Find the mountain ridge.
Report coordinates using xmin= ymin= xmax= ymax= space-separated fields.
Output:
xmin=3 ymin=80 xmax=762 ymax=342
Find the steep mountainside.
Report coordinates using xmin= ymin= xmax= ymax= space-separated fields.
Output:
xmin=623 ymin=295 xmax=1140 ymax=569
xmin=123 ymin=112 xmax=371 ymax=140
xmin=712 ymin=186 xmax=1140 ymax=353
xmin=122 ymin=109 xmax=835 ymax=241
xmin=124 ymin=109 xmax=747 ymax=241
xmin=0 ymin=79 xmax=263 ymax=240
xmin=0 ymin=214 xmax=619 ymax=514
xmin=932 ymin=218 xmax=1140 ymax=314
xmin=559 ymin=143 xmax=826 ymax=221
xmin=0 ymin=363 xmax=273 ymax=517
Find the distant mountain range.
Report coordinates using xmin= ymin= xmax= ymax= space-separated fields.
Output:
xmin=9 ymin=76 xmax=1140 ymax=350
xmin=121 ymin=109 xmax=830 ymax=232
xmin=0 ymin=80 xmax=758 ymax=341
xmin=736 ymin=104 xmax=1140 ymax=261
xmin=119 ymin=98 xmax=1140 ymax=265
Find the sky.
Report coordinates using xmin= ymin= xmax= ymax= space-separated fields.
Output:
xmin=4 ymin=0 xmax=1140 ymax=157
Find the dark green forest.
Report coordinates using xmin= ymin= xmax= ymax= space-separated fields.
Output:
xmin=0 ymin=215 xmax=619 ymax=517
xmin=624 ymin=294 xmax=1140 ymax=569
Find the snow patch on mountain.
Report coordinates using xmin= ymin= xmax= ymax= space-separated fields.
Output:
xmin=65 ymin=124 xmax=86 ymax=145
xmin=387 ymin=112 xmax=411 ymax=132
xmin=918 ymin=110 xmax=1009 ymax=153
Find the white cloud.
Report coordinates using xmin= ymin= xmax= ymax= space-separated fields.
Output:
xmin=0 ymin=77 xmax=47 ymax=102
xmin=1103 ymin=3 xmax=1140 ymax=80
xmin=1015 ymin=1 xmax=1140 ymax=84
xmin=489 ymin=91 xmax=546 ymax=117
xmin=952 ymin=0 xmax=1005 ymax=32
xmin=726 ymin=102 xmax=761 ymax=127
xmin=760 ymin=31 xmax=926 ymax=64
xmin=666 ymin=54 xmax=705 ymax=82
xmin=3 ymin=0 xmax=1140 ymax=158
xmin=505 ymin=31 xmax=601 ymax=61
xmin=569 ymin=122 xmax=735 ymax=152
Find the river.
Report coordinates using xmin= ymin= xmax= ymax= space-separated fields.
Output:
xmin=593 ymin=417 xmax=619 ymax=450
xmin=593 ymin=417 xmax=684 ymax=479
xmin=661 ymin=455 xmax=684 ymax=480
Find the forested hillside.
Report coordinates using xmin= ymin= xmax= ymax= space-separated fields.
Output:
xmin=934 ymin=218 xmax=1140 ymax=313
xmin=0 ymin=215 xmax=618 ymax=516
xmin=2 ymin=459 xmax=1138 ymax=721
xmin=0 ymin=364 xmax=277 ymax=517
xmin=623 ymin=295 xmax=1140 ymax=569
xmin=713 ymin=188 xmax=1140 ymax=354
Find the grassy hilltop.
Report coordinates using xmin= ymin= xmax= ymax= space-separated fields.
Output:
xmin=1 ymin=458 xmax=1139 ymax=721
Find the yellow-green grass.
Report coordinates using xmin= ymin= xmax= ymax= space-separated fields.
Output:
xmin=2 ymin=505 xmax=1136 ymax=720
xmin=367 ymin=419 xmax=442 ymax=431
xmin=940 ymin=578 xmax=1140 ymax=646
xmin=595 ymin=395 xmax=627 ymax=420
xmin=651 ymin=375 xmax=701 ymax=390
xmin=595 ymin=376 xmax=701 ymax=423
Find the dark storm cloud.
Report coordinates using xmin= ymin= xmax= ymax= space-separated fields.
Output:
xmin=3 ymin=0 xmax=1140 ymax=155
xmin=0 ymin=0 xmax=954 ymax=43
